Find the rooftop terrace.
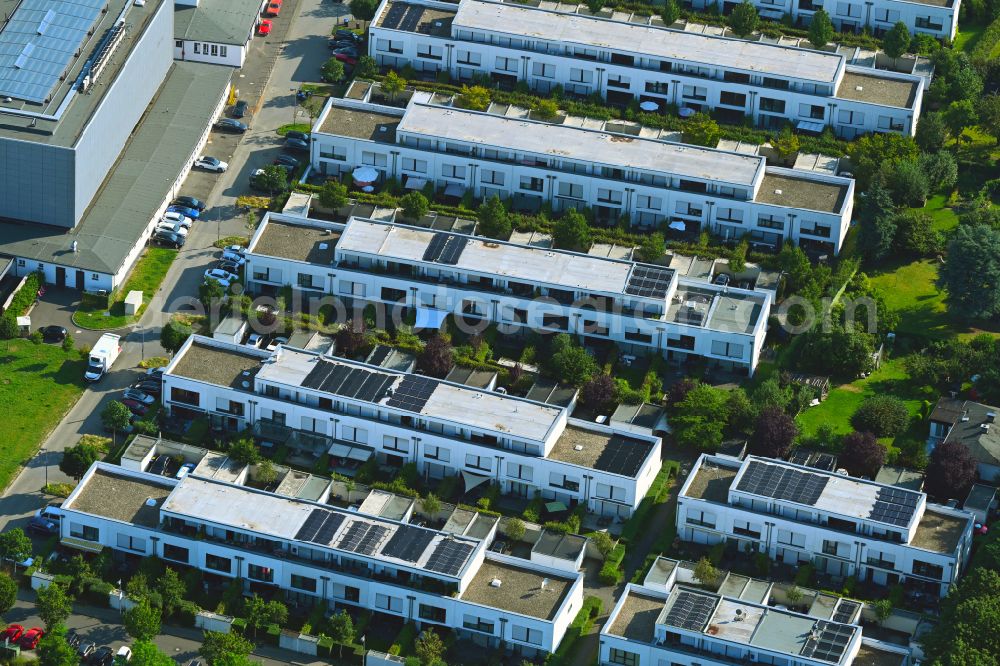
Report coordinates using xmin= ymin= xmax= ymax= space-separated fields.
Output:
xmin=68 ymin=469 xmax=173 ymax=528
xmin=683 ymin=461 xmax=738 ymax=503
xmin=607 ymin=590 xmax=664 ymax=641
xmin=319 ymin=104 xmax=400 ymax=142
xmin=252 ymin=220 xmax=341 ymax=264
xmin=376 ymin=0 xmax=455 ymax=36
xmin=756 ymin=173 xmax=849 ymax=214
xmin=836 ymin=71 xmax=918 ymax=109
xmin=912 ymin=508 xmax=968 ymax=554
xmin=548 ymin=424 xmax=656 ymax=477
xmin=460 ymin=558 xmax=573 ymax=619
xmin=170 ymin=341 xmax=266 ymax=390
xmin=854 ymin=643 xmax=907 ymax=666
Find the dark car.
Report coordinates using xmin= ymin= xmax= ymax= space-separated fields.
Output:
xmin=215 ymin=118 xmax=248 ymax=133
xmin=77 ymin=642 xmax=97 ymax=660
xmin=335 ymin=29 xmax=363 ymax=43
xmin=273 ymin=154 xmax=300 ymax=168
xmin=65 ymin=630 xmax=81 ymax=649
xmin=40 ymin=325 xmax=67 ymax=343
xmin=133 ymin=379 xmax=162 ymax=396
xmin=121 ymin=398 xmax=149 ymax=416
xmin=27 ymin=516 xmax=58 ymax=536
xmin=285 ymin=137 xmax=309 ymax=151
xmin=333 ymin=45 xmax=359 ymax=57
xmin=328 ymin=39 xmax=357 ymax=50
xmin=285 ymin=130 xmax=309 ymax=142
xmin=218 ymin=260 xmax=241 ymax=274
xmin=232 ymin=100 xmax=249 ymax=119
xmin=90 ymin=646 xmax=114 ymax=666
xmin=152 ymin=230 xmax=184 ymax=248
xmin=173 ymin=195 xmax=206 ymax=211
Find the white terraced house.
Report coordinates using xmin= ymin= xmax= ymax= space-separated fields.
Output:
xmin=161 ymin=335 xmax=664 ymax=519
xmin=59 ymin=462 xmax=584 ymax=656
xmin=243 ymin=212 xmax=772 ymax=374
xmin=366 ymin=0 xmax=924 ymax=138
xmin=600 ymin=557 xmax=916 ymax=666
xmin=312 ymin=94 xmax=855 ymax=254
xmin=676 ymin=455 xmax=975 ymax=597
xmin=691 ymin=0 xmax=960 ymax=41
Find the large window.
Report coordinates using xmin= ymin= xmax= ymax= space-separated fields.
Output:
xmin=912 ymin=560 xmax=944 ymax=580
xmin=463 ymin=616 xmax=494 ymax=634
xmin=609 ymin=649 xmax=638 ymax=666
xmin=205 ymin=554 xmax=231 ymax=573
xmin=419 ymin=604 xmax=447 ymax=623
xmin=465 ymin=454 xmax=492 ymax=471
xmin=342 ymin=425 xmax=368 ymax=444
xmin=163 ymin=544 xmax=189 ymax=564
xmin=550 ymin=472 xmax=579 ymax=492
xmin=291 ymin=574 xmax=317 ymax=592
xmin=511 ymin=625 xmax=543 ymax=645
xmin=170 ymin=387 xmax=200 ymax=406
xmin=506 ymin=462 xmax=533 ymax=482
xmin=247 ymin=564 xmax=274 ymax=583
xmin=424 ymin=444 xmax=450 ymax=462
xmin=686 ymin=509 xmax=716 ymax=529
xmin=116 ymin=534 xmax=146 ymax=553
xmin=69 ymin=523 xmax=99 ymax=541
xmin=776 ymin=529 xmax=806 ymax=548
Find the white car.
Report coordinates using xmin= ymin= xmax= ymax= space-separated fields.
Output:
xmin=162 ymin=211 xmax=192 ymax=228
xmin=220 ymin=249 xmax=246 ymax=265
xmin=266 ymin=336 xmax=289 ymax=352
xmin=204 ymin=268 xmax=238 ymax=285
xmin=246 ymin=333 xmax=265 ymax=348
xmin=156 ymin=221 xmax=188 ymax=237
xmin=224 ymin=244 xmax=246 ymax=256
xmin=194 ymin=156 xmax=228 ymax=172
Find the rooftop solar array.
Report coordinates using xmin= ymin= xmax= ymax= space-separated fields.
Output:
xmin=801 ymin=621 xmax=855 ymax=663
xmin=0 ymin=0 xmax=107 ymax=103
xmin=381 ymin=524 xmax=436 ymax=562
xmin=338 ymin=520 xmax=390 ymax=555
xmin=868 ymin=486 xmax=920 ymax=527
xmin=663 ymin=590 xmax=717 ymax=632
xmin=293 ymin=509 xmax=346 ymax=546
xmin=831 ymin=599 xmax=861 ymax=624
xmin=625 ymin=264 xmax=674 ymax=300
xmin=736 ymin=460 xmax=829 ymax=506
xmin=592 ymin=434 xmax=655 ymax=476
xmin=386 ymin=375 xmax=438 ymax=412
xmin=425 ymin=538 xmax=475 ymax=576
xmin=302 ymin=360 xmax=396 ymax=403
xmin=423 ymin=232 xmax=466 ymax=265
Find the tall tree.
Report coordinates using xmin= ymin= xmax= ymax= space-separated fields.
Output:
xmin=0 ymin=572 xmax=16 ymax=613
xmin=0 ymin=528 xmax=32 ymax=565
xmin=349 ymin=0 xmax=379 ymax=21
xmin=749 ymin=407 xmax=798 ymax=459
xmin=228 ymin=438 xmax=260 ymax=466
xmin=160 ymin=320 xmax=193 ymax=355
xmin=129 ymin=640 xmax=177 ymax=666
xmin=581 ymin=374 xmax=615 ymax=410
xmin=354 ymin=56 xmax=378 ymax=80
xmin=882 ymin=159 xmax=929 ymax=207
xmin=417 ymin=335 xmax=454 ymax=377
xmin=840 ymin=431 xmax=886 ymax=478
xmin=661 ymin=0 xmax=681 ymax=25
xmin=415 ymin=629 xmax=446 ymax=666
xmin=399 ymin=191 xmax=430 ymax=221
xmin=124 ymin=599 xmax=162 ymax=641
xmin=808 ymin=9 xmax=834 ymax=49
xmin=683 ymin=113 xmax=721 ymax=147
xmin=476 ymin=196 xmax=511 ymax=239
xmin=321 ymin=58 xmax=345 ymax=84
xmin=381 ymin=70 xmax=407 ymax=103
xmin=915 ymin=112 xmax=949 ymax=152
xmin=672 ymin=384 xmax=730 ymax=451
xmin=940 ymin=224 xmax=1000 ymax=321
xmin=37 ymin=625 xmax=77 ymax=666
xmin=36 ymin=583 xmax=73 ymax=631
xmin=549 ymin=334 xmax=598 ymax=386
xmin=925 ymin=439 xmax=977 ymax=500
xmin=329 ymin=610 xmax=355 ymax=659
xmin=857 ymin=181 xmax=897 ymax=262
xmin=158 ymin=568 xmax=187 ymax=618
xmin=978 ymin=94 xmax=1000 ymax=143
xmin=552 ymin=208 xmax=592 ymax=252
xmin=883 ymin=22 xmax=911 ymax=64
xmin=318 ymin=181 xmax=348 ymax=210
xmin=729 ymin=0 xmax=759 ymax=37
xmin=637 ymin=232 xmax=665 ymax=263
xmin=101 ymin=401 xmax=133 ymax=447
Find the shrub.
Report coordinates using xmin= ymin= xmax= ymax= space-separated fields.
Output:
xmin=598 ymin=560 xmax=623 ymax=585
xmin=851 ymin=395 xmax=910 ymax=438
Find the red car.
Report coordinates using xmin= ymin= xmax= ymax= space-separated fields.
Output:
xmin=258 ymin=19 xmax=272 ymax=35
xmin=121 ymin=398 xmax=149 ymax=416
xmin=264 ymin=0 xmax=281 ymax=16
xmin=1 ymin=625 xmax=24 ymax=643
xmin=19 ymin=628 xmax=43 ymax=650
xmin=334 ymin=51 xmax=358 ymax=65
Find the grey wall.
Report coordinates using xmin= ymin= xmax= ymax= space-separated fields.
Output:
xmin=72 ymin=0 xmax=174 ymax=225
xmin=0 ymin=139 xmax=75 ymax=226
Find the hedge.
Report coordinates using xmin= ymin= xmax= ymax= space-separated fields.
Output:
xmin=970 ymin=16 xmax=1000 ymax=62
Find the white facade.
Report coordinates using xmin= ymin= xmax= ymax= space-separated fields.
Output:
xmin=367 ymin=0 xmax=924 ymax=138
xmin=676 ymin=455 xmax=975 ymax=597
xmin=174 ymin=39 xmax=247 ymax=68
xmin=312 ymin=95 xmax=855 ymax=254
xmin=161 ymin=336 xmax=663 ymax=518
xmin=692 ymin=0 xmax=959 ymax=40
xmin=244 ymin=213 xmax=772 ymax=374
xmin=60 ymin=463 xmax=584 ymax=655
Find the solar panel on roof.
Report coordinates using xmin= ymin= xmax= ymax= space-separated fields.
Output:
xmin=802 ymin=621 xmax=854 ymax=663
xmin=422 ymin=232 xmax=466 ymax=265
xmin=357 ymin=525 xmax=389 ymax=555
xmin=381 ymin=525 xmax=435 ymax=562
xmin=386 ymin=375 xmax=438 ymax=413
xmin=301 ymin=359 xmax=394 ymax=403
xmin=832 ymin=600 xmax=860 ymax=624
xmin=337 ymin=521 xmax=369 ymax=551
xmin=662 ymin=590 xmax=716 ymax=632
xmin=867 ymin=486 xmax=919 ymax=526
xmin=313 ymin=513 xmax=346 ymax=545
xmin=591 ymin=434 xmax=655 ymax=477
xmin=294 ymin=509 xmax=328 ymax=542
xmin=425 ymin=539 xmax=474 ymax=576
xmin=736 ymin=461 xmax=829 ymax=506
xmin=625 ymin=264 xmax=674 ymax=300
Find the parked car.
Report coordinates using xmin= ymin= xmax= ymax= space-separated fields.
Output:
xmin=152 ymin=230 xmax=184 ymax=248
xmin=90 ymin=646 xmax=114 ymax=666
xmin=335 ymin=29 xmax=363 ymax=43
xmin=156 ymin=221 xmax=189 ymax=237
xmin=162 ymin=211 xmax=192 ymax=228
xmin=285 ymin=130 xmax=309 ymax=142
xmin=220 ymin=249 xmax=246 ymax=265
xmin=77 ymin=642 xmax=97 ymax=660
xmin=27 ymin=516 xmax=58 ymax=536
xmin=328 ymin=39 xmax=357 ymax=50
xmin=713 ymin=273 xmax=730 ymax=286
xmin=115 ymin=646 xmax=132 ymax=665
xmin=194 ymin=156 xmax=228 ymax=173
xmin=175 ymin=463 xmax=196 ymax=480
xmin=333 ymin=45 xmax=359 ymax=58
xmin=65 ymin=630 xmax=81 ymax=649
xmin=19 ymin=628 xmax=44 ymax=650
xmin=285 ymin=137 xmax=309 ymax=151
xmin=215 ymin=118 xmax=247 ymax=133
xmin=168 ymin=204 xmax=201 ymax=219
xmin=231 ymin=100 xmax=249 ymax=119
xmin=173 ymin=195 xmax=205 ymax=211
xmin=263 ymin=0 xmax=281 ymax=16
xmin=34 ymin=503 xmax=62 ymax=522
xmin=246 ymin=333 xmax=265 ymax=348
xmin=40 ymin=325 xmax=67 ymax=342
xmin=258 ymin=19 xmax=272 ymax=35
xmin=2 ymin=625 xmax=25 ymax=643
xmin=123 ymin=388 xmax=155 ymax=404
xmin=266 ymin=336 xmax=289 ymax=351
xmin=133 ymin=379 xmax=161 ymax=396
xmin=272 ymin=163 xmax=293 ymax=174
xmin=205 ymin=268 xmax=239 ymax=285
xmin=121 ymin=399 xmax=149 ymax=417
xmin=217 ymin=260 xmax=241 ymax=274
xmin=273 ymin=154 xmax=299 ymax=168
xmin=146 ymin=366 xmax=165 ymax=377
xmin=333 ymin=50 xmax=357 ymax=65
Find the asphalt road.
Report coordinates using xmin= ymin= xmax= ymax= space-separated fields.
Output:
xmin=0 ymin=0 xmax=351 ymax=533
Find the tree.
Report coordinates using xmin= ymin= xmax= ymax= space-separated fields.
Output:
xmin=417 ymin=335 xmax=454 ymax=377
xmin=683 ymin=112 xmax=721 ymax=147
xmin=661 ymin=0 xmax=680 ymax=25
xmin=124 ymin=599 xmax=162 ymax=641
xmin=100 ymin=401 xmax=133 ymax=445
xmin=729 ymin=0 xmax=759 ymax=37
xmin=318 ymin=180 xmax=349 ymax=210
xmin=840 ymin=431 xmax=886 ymax=478
xmin=585 ymin=0 xmax=604 ymax=13
xmin=476 ymin=196 xmax=511 ymax=239
xmin=883 ymin=21 xmax=910 ymax=63
xmin=0 ymin=527 xmax=31 ymax=567
xmin=415 ymin=629 xmax=446 ymax=666
xmin=848 ymin=133 xmax=918 ymax=190
xmin=329 ymin=610 xmax=355 ymax=658
xmin=349 ymin=0 xmax=378 ymax=21
xmin=808 ymin=9 xmax=834 ymax=49
xmin=944 ymin=99 xmax=978 ymax=148
xmin=726 ymin=387 xmax=755 ymax=436
xmin=504 ymin=517 xmax=526 ymax=541
xmin=37 ymin=625 xmax=77 ymax=666
xmin=321 ymin=58 xmax=345 ymax=83
xmin=199 ymin=277 xmax=225 ymax=310
xmin=455 ymin=85 xmax=491 ymax=111
xmin=665 ymin=377 xmax=697 ymax=408
xmin=158 ymin=568 xmax=186 ymax=618
xmin=857 ymin=181 xmax=897 ymax=262
xmin=245 ymin=595 xmax=287 ymax=637
xmin=201 ymin=631 xmax=255 ymax=666
xmin=978 ymin=93 xmax=1000 ymax=143
xmin=549 ymin=334 xmax=597 ymax=386
xmin=672 ymin=384 xmax=730 ymax=451
xmin=940 ymin=224 xmax=1000 ymax=321
xmin=160 ymin=319 xmax=193 ymax=355
xmin=851 ymin=395 xmax=910 ymax=437
xmin=0 ymin=572 xmax=14 ymax=613
xmin=796 ymin=325 xmax=876 ymax=379
xmin=925 ymin=440 xmax=977 ymax=500
xmin=354 ymin=55 xmax=378 ymax=80
xmin=381 ymin=70 xmax=407 ymax=103
xmin=918 ymin=151 xmax=958 ymax=194
xmin=637 ymin=232 xmax=665 ymax=263
xmin=694 ymin=557 xmax=720 ymax=586
xmin=552 ymin=208 xmax=591 ymax=252
xmin=770 ymin=125 xmax=800 ymax=163
xmin=37 ymin=583 xmax=72 ymax=631
xmin=749 ymin=407 xmax=798 ymax=458
xmin=399 ymin=191 xmax=430 ymax=220
xmin=224 ymin=437 xmax=259 ymax=466
xmin=581 ymin=374 xmax=615 ymax=410
xmin=253 ymin=166 xmax=287 ymax=196
xmin=533 ymin=98 xmax=560 ymax=121
xmin=883 ymin=159 xmax=929 ymax=207
xmin=335 ymin=319 xmax=367 ymax=358
xmin=751 ymin=377 xmax=793 ymax=413
xmin=129 ymin=640 xmax=177 ymax=666
xmin=915 ymin=112 xmax=949 ymax=152
xmin=0 ymin=314 xmax=19 ymax=340
xmin=256 ymin=459 xmax=278 ymax=486
xmin=420 ymin=493 xmax=441 ymax=517
xmin=893 ymin=210 xmax=940 ymax=257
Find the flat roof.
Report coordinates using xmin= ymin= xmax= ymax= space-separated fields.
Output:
xmin=854 ymin=643 xmax=906 ymax=666
xmin=874 ymin=465 xmax=924 ymax=492
xmin=532 ymin=530 xmax=586 ymax=560
xmin=460 ymin=558 xmax=573 ymax=619
xmin=170 ymin=340 xmax=266 ymax=389
xmin=376 ymin=0 xmax=455 ymax=36
xmin=683 ymin=460 xmax=738 ymax=503
xmin=0 ymin=60 xmax=232 ymax=274
xmin=911 ymin=508 xmax=968 ymax=554
xmin=395 ymin=102 xmax=763 ymax=188
xmin=319 ymin=104 xmax=400 ymax=141
xmin=836 ymin=71 xmax=918 ymax=109
xmin=451 ymin=0 xmax=843 ymax=83
xmin=68 ymin=468 xmax=173 ymax=528
xmin=253 ymin=220 xmax=341 ymax=264
xmin=547 ymin=424 xmax=655 ymax=477
xmin=174 ymin=0 xmax=262 ymax=46
xmin=756 ymin=173 xmax=848 ymax=214
xmin=607 ymin=590 xmax=664 ymax=641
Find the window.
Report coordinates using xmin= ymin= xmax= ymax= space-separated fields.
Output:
xmin=877 ymin=116 xmax=905 ymax=131
xmin=463 ymin=616 xmax=494 ymax=634
xmin=531 ymin=62 xmax=554 ymax=78
xmin=686 ymin=509 xmax=716 ymax=528
xmin=732 ymin=520 xmax=760 ymax=538
xmin=799 ymin=104 xmax=825 ymax=120
xmin=724 ymin=71 xmax=751 ymax=84
xmin=375 ymin=594 xmax=403 ymax=612
xmin=424 ymin=444 xmax=450 ymax=462
xmin=761 ymin=77 xmax=790 ymax=90
xmin=247 ymin=564 xmax=274 ymax=582
xmin=465 ymin=454 xmax=492 ymax=471
xmin=220 ymin=46 xmax=227 ymax=58
xmin=596 ymin=483 xmax=626 ymax=501
xmin=383 ymin=435 xmax=408 ymax=453
xmin=319 ymin=145 xmax=347 ymax=161
xmin=558 ymin=182 xmax=584 ymax=199
xmin=912 ymin=560 xmax=944 ymax=580
xmin=607 ymin=74 xmax=630 ymax=89
xmin=297 ymin=273 xmax=316 ymax=289
xmin=175 ymin=40 xmax=182 ymax=48
xmin=549 ymin=472 xmax=579 ymax=492
xmin=442 ymin=164 xmax=466 ymax=180
xmin=836 ymin=2 xmax=862 ymax=17
xmin=205 ymin=554 xmax=231 ymax=573
xmin=161 ymin=544 xmax=188 ymax=563
xmin=480 ymin=169 xmax=505 ymax=186
xmin=758 ymin=214 xmax=784 ymax=230
xmin=342 ymin=425 xmax=368 ymax=444
xmin=506 ymin=462 xmax=533 ymax=481
xmin=822 ymin=540 xmax=841 ymax=556
xmin=915 ymin=16 xmax=944 ymax=30
xmin=720 ymin=91 xmax=746 ymax=107
xmin=416 ymin=44 xmax=442 ymax=60
xmin=682 ymin=85 xmax=707 ymax=101
xmin=419 ymin=604 xmax=447 ymax=623
xmin=69 ymin=523 xmax=98 ymax=541
xmin=210 ymin=44 xmax=218 ymax=57
xmin=520 ymin=176 xmax=544 ymax=192
xmin=710 ymin=341 xmax=744 ymax=359
xmin=456 ymin=50 xmax=481 ymax=66
xmin=193 ymin=43 xmax=200 ymax=54
xmin=116 ymin=534 xmax=146 ymax=552
xmin=215 ymin=398 xmax=244 ymax=416
xmin=645 ymin=81 xmax=668 ymax=95
xmin=636 ymin=195 xmax=662 ymax=210
xmin=597 ymin=188 xmax=623 ymax=205
xmin=759 ymin=97 xmax=786 ymax=114
xmin=511 ymin=625 xmax=543 ymax=645
xmin=170 ymin=387 xmax=200 ymax=407
xmin=716 ymin=207 xmax=743 ymax=223
xmin=610 ymin=649 xmax=638 ymax=666
xmin=361 ymin=152 xmax=387 ymax=168
xmin=401 ymin=158 xmax=428 ymax=173
xmin=290 ymin=574 xmax=317 ymax=592
xmin=569 ymin=68 xmax=593 ymax=84
xmin=776 ymin=529 xmax=806 ymax=548
xmin=375 ymin=39 xmax=403 ymax=54
xmin=838 ymin=110 xmax=863 ymax=125
xmin=497 ymin=56 xmax=519 ymax=73
xmin=339 ymin=280 xmax=365 ymax=297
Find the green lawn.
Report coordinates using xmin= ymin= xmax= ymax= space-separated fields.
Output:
xmin=0 ymin=340 xmax=86 ymax=490
xmin=920 ymin=194 xmax=959 ymax=233
xmin=953 ymin=22 xmax=985 ymax=52
xmin=73 ymin=247 xmax=177 ymax=329
xmin=869 ymin=259 xmax=950 ymax=339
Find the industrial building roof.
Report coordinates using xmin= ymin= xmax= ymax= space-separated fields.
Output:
xmin=0 ymin=60 xmax=232 ymax=274
xmin=174 ymin=0 xmax=262 ymax=46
